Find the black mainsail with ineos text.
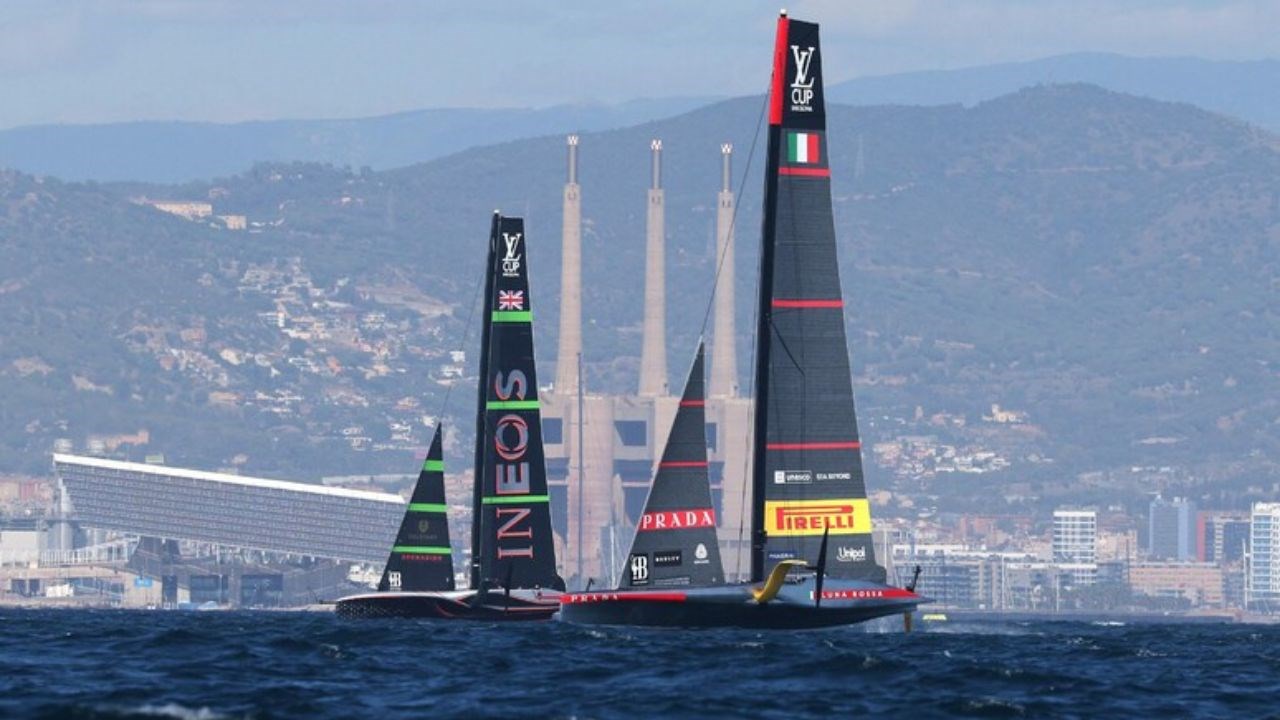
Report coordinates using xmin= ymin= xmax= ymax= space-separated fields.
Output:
xmin=472 ymin=214 xmax=563 ymax=593
xmin=337 ymin=213 xmax=563 ymax=620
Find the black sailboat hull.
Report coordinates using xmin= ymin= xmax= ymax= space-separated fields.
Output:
xmin=560 ymin=577 xmax=925 ymax=630
xmin=335 ymin=589 xmax=560 ymax=621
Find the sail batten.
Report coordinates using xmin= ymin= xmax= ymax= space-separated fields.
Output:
xmin=750 ymin=16 xmax=883 ymax=583
xmin=379 ymin=425 xmax=455 ymax=592
xmin=623 ymin=344 xmax=725 ymax=589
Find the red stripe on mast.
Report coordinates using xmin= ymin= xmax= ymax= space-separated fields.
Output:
xmin=778 ymin=166 xmax=831 ymax=177
xmin=772 ymin=298 xmax=843 ymax=309
xmin=769 ymin=14 xmax=789 ymax=126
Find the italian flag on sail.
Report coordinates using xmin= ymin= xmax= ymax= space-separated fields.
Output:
xmin=787 ymin=132 xmax=820 ymax=164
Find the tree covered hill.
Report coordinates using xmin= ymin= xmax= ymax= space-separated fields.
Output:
xmin=2 ymin=84 xmax=1277 ymax=510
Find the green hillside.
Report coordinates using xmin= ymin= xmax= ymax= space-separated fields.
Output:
xmin=2 ymin=84 xmax=1277 ymax=511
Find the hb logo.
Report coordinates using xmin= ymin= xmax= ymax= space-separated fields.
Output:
xmin=629 ymin=553 xmax=650 ymax=584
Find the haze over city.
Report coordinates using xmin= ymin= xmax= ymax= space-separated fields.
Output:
xmin=2 ymin=0 xmax=1278 ymax=127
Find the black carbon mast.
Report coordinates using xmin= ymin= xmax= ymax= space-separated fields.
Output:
xmin=749 ymin=14 xmax=884 ymax=583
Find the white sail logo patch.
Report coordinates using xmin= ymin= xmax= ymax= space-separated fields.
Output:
xmin=694 ymin=543 xmax=710 ymax=565
xmin=501 ymin=232 xmax=522 ymax=277
xmin=790 ymin=45 xmax=816 ymax=111
xmin=629 ymin=553 xmax=650 ymax=585
xmin=836 ymin=546 xmax=866 ymax=562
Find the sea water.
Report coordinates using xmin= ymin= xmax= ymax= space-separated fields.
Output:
xmin=1 ymin=608 xmax=1275 ymax=718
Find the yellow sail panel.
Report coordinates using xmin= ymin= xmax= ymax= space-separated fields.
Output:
xmin=763 ymin=498 xmax=871 ymax=537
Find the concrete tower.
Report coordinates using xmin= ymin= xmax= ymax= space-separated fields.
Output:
xmin=555 ymin=135 xmax=582 ymax=394
xmin=638 ymin=139 xmax=669 ymax=397
xmin=709 ymin=143 xmax=738 ymax=398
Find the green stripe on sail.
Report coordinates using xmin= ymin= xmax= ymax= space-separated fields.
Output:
xmin=787 ymin=132 xmax=799 ymax=162
xmin=408 ymin=503 xmax=448 ymax=513
xmin=481 ymin=494 xmax=551 ymax=505
xmin=491 ymin=310 xmax=532 ymax=323
xmin=392 ymin=545 xmax=452 ymax=555
xmin=486 ymin=399 xmax=540 ymax=410
xmin=422 ymin=459 xmax=444 ymax=472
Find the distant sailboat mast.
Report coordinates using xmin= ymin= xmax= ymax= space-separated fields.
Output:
xmin=576 ymin=350 xmax=585 ymax=589
xmin=470 ymin=212 xmax=501 ymax=589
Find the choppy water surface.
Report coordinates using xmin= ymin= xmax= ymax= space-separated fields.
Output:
xmin=1 ymin=609 xmax=1277 ymax=718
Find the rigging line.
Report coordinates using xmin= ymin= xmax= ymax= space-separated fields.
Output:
xmin=733 ymin=83 xmax=773 ymax=581
xmin=699 ymin=89 xmax=770 ymax=338
xmin=434 ymin=237 xmax=488 ymax=435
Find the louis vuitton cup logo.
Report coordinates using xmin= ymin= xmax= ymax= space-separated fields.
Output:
xmin=790 ymin=45 xmax=816 ymax=111
xmin=501 ymin=232 xmax=522 ymax=277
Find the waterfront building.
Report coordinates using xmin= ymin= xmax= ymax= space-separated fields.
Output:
xmin=1149 ymin=496 xmax=1196 ymax=561
xmin=1129 ymin=561 xmax=1225 ymax=608
xmin=1248 ymin=502 xmax=1280 ymax=611
xmin=1052 ymin=508 xmax=1098 ymax=586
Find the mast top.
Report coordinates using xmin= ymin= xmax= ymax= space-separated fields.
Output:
xmin=779 ymin=8 xmax=787 ymax=17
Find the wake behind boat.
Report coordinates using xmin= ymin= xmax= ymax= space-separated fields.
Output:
xmin=560 ymin=12 xmax=927 ymax=629
xmin=337 ymin=213 xmax=563 ymax=620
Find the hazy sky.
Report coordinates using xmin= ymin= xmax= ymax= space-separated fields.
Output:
xmin=2 ymin=0 xmax=1277 ymax=129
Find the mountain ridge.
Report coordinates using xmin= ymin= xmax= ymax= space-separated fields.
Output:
xmin=1 ymin=83 xmax=1277 ymax=513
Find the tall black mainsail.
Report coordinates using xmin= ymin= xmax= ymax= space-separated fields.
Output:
xmin=750 ymin=16 xmax=883 ymax=582
xmin=559 ymin=12 xmax=925 ymax=628
xmin=471 ymin=214 xmax=563 ymax=592
xmin=622 ymin=344 xmax=725 ymax=589
xmin=337 ymin=213 xmax=564 ymax=621
xmin=379 ymin=425 xmax=455 ymax=592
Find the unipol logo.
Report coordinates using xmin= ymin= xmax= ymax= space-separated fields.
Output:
xmin=501 ymin=232 xmax=522 ymax=277
xmin=836 ymin=545 xmax=866 ymax=563
xmin=629 ymin=553 xmax=650 ymax=585
xmin=789 ymin=45 xmax=816 ymax=111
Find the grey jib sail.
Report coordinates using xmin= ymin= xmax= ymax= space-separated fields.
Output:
xmin=471 ymin=214 xmax=564 ymax=591
xmin=379 ymin=425 xmax=456 ymax=592
xmin=749 ymin=16 xmax=884 ymax=583
xmin=623 ymin=343 xmax=725 ymax=589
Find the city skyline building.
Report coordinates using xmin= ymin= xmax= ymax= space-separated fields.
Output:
xmin=1053 ymin=508 xmax=1098 ymax=586
xmin=1150 ymin=496 xmax=1196 ymax=561
xmin=1248 ymin=502 xmax=1280 ymax=610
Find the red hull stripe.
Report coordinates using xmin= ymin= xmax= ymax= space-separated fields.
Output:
xmin=766 ymin=441 xmax=862 ymax=451
xmin=779 ymin=166 xmax=832 ymax=177
xmin=561 ymin=592 xmax=688 ymax=604
xmin=769 ymin=16 xmax=789 ymax=125
xmin=772 ymin=299 xmax=843 ymax=309
xmin=680 ymin=400 xmax=705 ymax=407
xmin=658 ymin=460 xmax=709 ymax=469
xmin=817 ymin=588 xmax=920 ymax=601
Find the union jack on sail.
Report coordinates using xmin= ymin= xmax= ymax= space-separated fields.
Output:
xmin=498 ymin=290 xmax=524 ymax=310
